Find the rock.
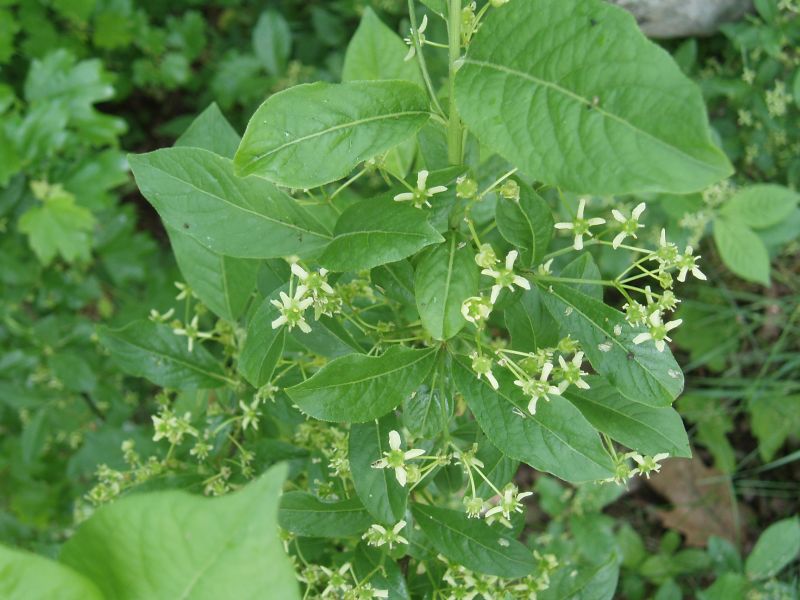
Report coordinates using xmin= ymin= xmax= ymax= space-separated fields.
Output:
xmin=609 ymin=0 xmax=752 ymax=38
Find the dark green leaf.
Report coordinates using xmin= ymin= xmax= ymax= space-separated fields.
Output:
xmin=495 ymin=180 xmax=553 ymax=266
xmin=278 ymin=492 xmax=372 ymax=538
xmin=238 ymin=290 xmax=287 ymax=388
xmin=504 ymin=287 xmax=559 ymax=352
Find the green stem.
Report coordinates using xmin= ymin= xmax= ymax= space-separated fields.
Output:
xmin=447 ymin=0 xmax=463 ymax=165
xmin=408 ymin=0 xmax=445 ymax=117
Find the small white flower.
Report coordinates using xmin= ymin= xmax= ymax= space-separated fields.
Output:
xmin=291 ymin=262 xmax=336 ymax=295
xmin=514 ymin=362 xmax=559 ymax=415
xmin=470 ymin=351 xmax=499 ymax=390
xmin=474 ymin=243 xmax=498 ymax=269
xmin=149 ymin=307 xmax=175 ymax=323
xmin=632 ymin=312 xmax=682 ymax=352
xmin=557 ymin=351 xmax=590 ymax=393
xmin=484 ymin=483 xmax=533 ymax=520
xmin=554 ymin=198 xmax=606 ymax=250
xmin=239 ymin=399 xmax=261 ymax=431
xmin=481 ymin=250 xmax=531 ymax=303
xmin=393 ymin=169 xmax=447 ymax=208
xmin=402 ymin=14 xmax=428 ymax=62
xmin=630 ymin=453 xmax=669 ymax=478
xmin=270 ymin=286 xmax=314 ymax=333
xmin=461 ymin=295 xmax=493 ymax=325
xmin=172 ymin=315 xmax=213 ymax=352
xmin=652 ymin=228 xmax=680 ymax=268
xmin=363 ymin=520 xmax=409 ymax=549
xmin=611 ymin=202 xmax=646 ymax=249
xmin=537 ymin=258 xmax=554 ymax=276
xmin=675 ymin=246 xmax=706 ymax=282
xmin=371 ymin=430 xmax=425 ymax=487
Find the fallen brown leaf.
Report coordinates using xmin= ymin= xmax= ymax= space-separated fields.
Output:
xmin=646 ymin=452 xmax=749 ymax=547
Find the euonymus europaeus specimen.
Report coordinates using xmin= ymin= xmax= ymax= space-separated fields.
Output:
xmin=93 ymin=0 xmax=734 ymax=596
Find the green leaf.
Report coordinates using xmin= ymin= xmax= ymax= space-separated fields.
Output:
xmin=564 ymin=376 xmax=691 ymax=457
xmin=290 ymin=316 xmax=364 ymax=358
xmin=454 ymin=0 xmax=732 ymax=195
xmin=699 ymin=573 xmax=747 ymax=600
xmin=18 ymin=191 xmax=95 ymax=266
xmin=403 ymin=385 xmax=451 ymax=439
xmin=61 ymin=465 xmax=299 ymax=600
xmin=238 ymin=291 xmax=287 ymax=388
xmin=495 ymin=180 xmax=554 ymax=266
xmin=504 ymin=287 xmax=560 ymax=352
xmin=129 ymin=147 xmax=331 ymax=260
xmin=349 ymin=413 xmax=409 ymax=524
xmin=353 ymin=544 xmax=410 ymax=600
xmin=278 ymin=492 xmax=372 ymax=538
xmin=537 ymin=281 xmax=684 ymax=407
xmin=319 ymin=197 xmax=443 ymax=272
xmin=343 ymin=7 xmax=422 ymax=85
xmin=287 ymin=346 xmax=437 ymax=422
xmin=175 ymin=102 xmax=240 ymax=158
xmin=713 ymin=217 xmax=771 ymax=285
xmin=474 ymin=440 xmax=520 ymax=498
xmin=0 ymin=544 xmax=103 ymax=600
xmin=415 ymin=235 xmax=478 ymax=340
xmin=411 ymin=503 xmax=534 ymax=578
xmin=720 ymin=185 xmax=800 ymax=230
xmin=453 ymin=357 xmax=615 ymax=482
xmin=234 ymin=81 xmax=430 ymax=188
xmin=252 ymin=10 xmax=292 ymax=76
xmin=97 ymin=320 xmax=228 ymax=389
xmin=167 ymin=226 xmax=258 ymax=321
xmin=744 ymin=517 xmax=800 ymax=580
xmin=750 ymin=395 xmax=800 ymax=462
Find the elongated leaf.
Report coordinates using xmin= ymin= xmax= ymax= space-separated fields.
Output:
xmin=564 ymin=376 xmax=691 ymax=457
xmin=537 ymin=281 xmax=683 ymax=407
xmin=167 ymin=226 xmax=258 ymax=321
xmin=721 ymin=184 xmax=799 ymax=229
xmin=61 ymin=465 xmax=299 ymax=600
xmin=411 ymin=504 xmax=534 ymax=578
xmin=175 ymin=102 xmax=240 ymax=157
xmin=0 ymin=545 xmax=103 ymax=600
xmin=349 ymin=413 xmax=408 ymax=524
xmin=238 ymin=291 xmax=287 ymax=388
xmin=454 ymin=0 xmax=732 ymax=195
xmin=287 ymin=346 xmax=437 ymax=422
xmin=504 ymin=287 xmax=559 ymax=352
xmin=290 ymin=316 xmax=364 ymax=359
xmin=343 ymin=7 xmax=422 ymax=85
xmin=713 ymin=217 xmax=771 ymax=286
xmin=278 ymin=492 xmax=372 ymax=538
xmin=403 ymin=385 xmax=451 ymax=439
xmin=97 ymin=320 xmax=228 ymax=389
xmin=129 ymin=147 xmax=331 ymax=259
xmin=745 ymin=517 xmax=800 ymax=580
xmin=495 ymin=180 xmax=553 ymax=266
xmin=253 ymin=10 xmax=291 ymax=76
xmin=234 ymin=81 xmax=430 ymax=188
xmin=415 ymin=235 xmax=478 ymax=340
xmin=453 ymin=358 xmax=615 ymax=482
xmin=319 ymin=198 xmax=443 ymax=272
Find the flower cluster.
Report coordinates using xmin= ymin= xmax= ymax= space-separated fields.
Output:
xmin=362 ymin=520 xmax=408 ymax=550
xmin=371 ymin=430 xmax=426 ymax=486
xmin=271 ymin=262 xmax=341 ymax=334
xmin=604 ymin=452 xmax=670 ymax=485
xmin=297 ymin=562 xmax=388 ymax=599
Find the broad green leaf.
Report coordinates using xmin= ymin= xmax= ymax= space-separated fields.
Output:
xmin=349 ymin=413 xmax=409 ymax=524
xmin=415 ymin=235 xmax=478 ymax=340
xmin=287 ymin=346 xmax=437 ymax=422
xmin=713 ymin=217 xmax=770 ymax=285
xmin=290 ymin=316 xmax=364 ymax=358
xmin=559 ymin=253 xmax=603 ymax=301
xmin=234 ymin=81 xmax=430 ymax=188
xmin=537 ymin=281 xmax=684 ymax=407
xmin=699 ymin=573 xmax=747 ymax=600
xmin=720 ymin=184 xmax=800 ymax=230
xmin=252 ymin=10 xmax=292 ymax=76
xmin=504 ymin=287 xmax=559 ymax=352
xmin=495 ymin=180 xmax=554 ymax=266
xmin=175 ymin=102 xmax=240 ymax=158
xmin=750 ymin=395 xmax=800 ymax=462
xmin=454 ymin=0 xmax=732 ymax=195
xmin=167 ymin=227 xmax=258 ymax=321
xmin=411 ymin=503 xmax=534 ymax=578
xmin=319 ymin=198 xmax=443 ymax=272
xmin=97 ymin=320 xmax=228 ymax=389
xmin=342 ymin=7 xmax=422 ymax=85
xmin=542 ymin=553 xmax=620 ymax=600
xmin=278 ymin=492 xmax=372 ymax=538
xmin=238 ymin=290 xmax=287 ymax=388
xmin=745 ymin=517 xmax=800 ymax=580
xmin=61 ymin=465 xmax=300 ymax=600
xmin=564 ymin=376 xmax=691 ymax=457
xmin=0 ymin=544 xmax=103 ymax=600
xmin=453 ymin=358 xmax=615 ymax=483
xmin=372 ymin=260 xmax=416 ymax=306
xmin=403 ymin=385 xmax=451 ymax=439
xmin=18 ymin=191 xmax=95 ymax=266
xmin=129 ymin=147 xmax=331 ymax=259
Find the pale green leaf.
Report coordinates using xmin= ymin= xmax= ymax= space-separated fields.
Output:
xmin=60 ymin=465 xmax=300 ymax=600
xmin=18 ymin=193 xmax=95 ymax=266
xmin=129 ymin=147 xmax=331 ymax=259
xmin=349 ymin=413 xmax=408 ymax=523
xmin=720 ymin=184 xmax=800 ymax=230
xmin=234 ymin=81 xmax=430 ymax=188
xmin=415 ymin=234 xmax=478 ymax=340
xmin=454 ymin=0 xmax=732 ymax=195
xmin=0 ymin=544 xmax=102 ymax=600
xmin=287 ymin=346 xmax=437 ymax=422
xmin=319 ymin=197 xmax=443 ymax=272
xmin=343 ymin=7 xmax=422 ymax=85
xmin=749 ymin=395 xmax=800 ymax=462
xmin=278 ymin=492 xmax=372 ymax=538
xmin=253 ymin=10 xmax=292 ymax=76
xmin=97 ymin=320 xmax=228 ymax=389
xmin=713 ymin=217 xmax=771 ymax=285
xmin=411 ymin=503 xmax=534 ymax=578
xmin=175 ymin=102 xmax=240 ymax=158
xmin=453 ymin=357 xmax=615 ymax=483
xmin=745 ymin=517 xmax=800 ymax=580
